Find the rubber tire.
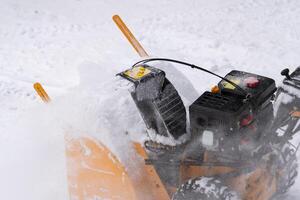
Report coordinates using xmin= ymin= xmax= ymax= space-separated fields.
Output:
xmin=172 ymin=177 xmax=240 ymax=200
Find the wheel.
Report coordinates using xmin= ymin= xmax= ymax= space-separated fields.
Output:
xmin=276 ymin=144 xmax=298 ymax=194
xmin=172 ymin=177 xmax=240 ymax=200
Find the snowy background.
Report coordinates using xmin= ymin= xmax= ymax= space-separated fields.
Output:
xmin=0 ymin=0 xmax=300 ymax=199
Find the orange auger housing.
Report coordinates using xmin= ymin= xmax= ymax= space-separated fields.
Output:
xmin=65 ymin=137 xmax=137 ymax=200
xmin=65 ymin=137 xmax=170 ymax=200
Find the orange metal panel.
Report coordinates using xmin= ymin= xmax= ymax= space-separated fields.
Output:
xmin=133 ymin=143 xmax=171 ymax=200
xmin=242 ymin=168 xmax=277 ymax=200
xmin=65 ymin=137 xmax=137 ymax=200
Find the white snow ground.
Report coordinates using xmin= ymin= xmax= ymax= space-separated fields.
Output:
xmin=1 ymin=0 xmax=300 ymax=199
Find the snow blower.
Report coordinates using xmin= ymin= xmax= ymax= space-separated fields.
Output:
xmin=33 ymin=15 xmax=299 ymax=200
xmin=117 ymin=58 xmax=300 ymax=200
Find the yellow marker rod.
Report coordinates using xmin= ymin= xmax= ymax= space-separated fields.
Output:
xmin=33 ymin=82 xmax=51 ymax=103
xmin=113 ymin=15 xmax=149 ymax=58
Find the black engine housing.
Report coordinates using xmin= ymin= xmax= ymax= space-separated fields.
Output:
xmin=189 ymin=70 xmax=276 ymax=151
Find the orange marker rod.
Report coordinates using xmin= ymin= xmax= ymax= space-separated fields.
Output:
xmin=33 ymin=82 xmax=51 ymax=103
xmin=113 ymin=15 xmax=149 ymax=57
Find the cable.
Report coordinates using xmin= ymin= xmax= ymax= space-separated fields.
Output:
xmin=132 ymin=58 xmax=248 ymax=97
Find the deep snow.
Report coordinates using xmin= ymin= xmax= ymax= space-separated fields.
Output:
xmin=1 ymin=0 xmax=300 ymax=199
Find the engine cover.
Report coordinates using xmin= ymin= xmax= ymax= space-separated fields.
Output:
xmin=189 ymin=70 xmax=276 ymax=147
xmin=218 ymin=70 xmax=276 ymax=108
